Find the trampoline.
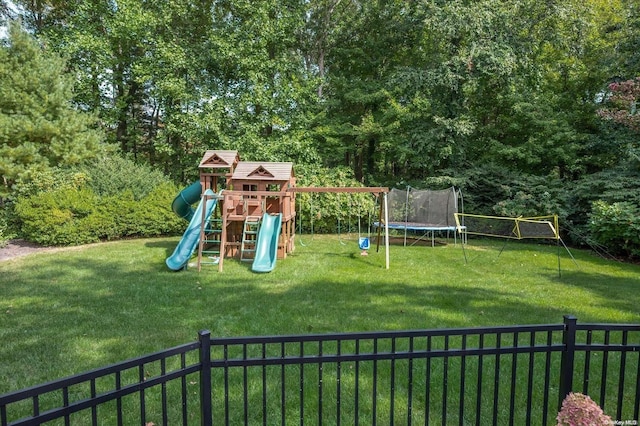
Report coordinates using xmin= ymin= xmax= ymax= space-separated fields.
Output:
xmin=374 ymin=186 xmax=465 ymax=246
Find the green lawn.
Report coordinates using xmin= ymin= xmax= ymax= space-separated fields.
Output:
xmin=1 ymin=234 xmax=639 ymax=397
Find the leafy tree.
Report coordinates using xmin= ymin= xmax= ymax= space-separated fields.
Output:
xmin=204 ymin=0 xmax=318 ymax=164
xmin=615 ymin=0 xmax=640 ymax=76
xmin=596 ymin=78 xmax=640 ymax=169
xmin=598 ymin=78 xmax=640 ymax=132
xmin=16 ymin=0 xmax=320 ymax=182
xmin=312 ymin=0 xmax=423 ymax=182
xmin=0 ymin=21 xmax=102 ymax=200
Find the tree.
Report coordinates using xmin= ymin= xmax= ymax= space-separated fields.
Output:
xmin=596 ymin=78 xmax=640 ymax=171
xmin=204 ymin=0 xmax=318 ymax=163
xmin=311 ymin=0 xmax=424 ymax=182
xmin=0 ymin=22 xmax=102 ymax=199
xmin=14 ymin=0 xmax=320 ymax=182
xmin=598 ymin=78 xmax=640 ymax=131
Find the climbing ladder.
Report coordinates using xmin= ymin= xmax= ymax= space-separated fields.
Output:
xmin=197 ymin=193 xmax=222 ymax=271
xmin=240 ymin=216 xmax=262 ymax=262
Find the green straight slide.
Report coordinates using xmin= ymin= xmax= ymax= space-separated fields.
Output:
xmin=166 ymin=188 xmax=217 ymax=271
xmin=252 ymin=213 xmax=282 ymax=273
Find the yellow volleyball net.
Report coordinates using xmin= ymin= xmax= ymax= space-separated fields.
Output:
xmin=454 ymin=214 xmax=559 ymax=240
xmin=453 ymin=213 xmax=577 ymax=275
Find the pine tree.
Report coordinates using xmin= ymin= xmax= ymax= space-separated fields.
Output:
xmin=0 ymin=21 xmax=103 ymax=199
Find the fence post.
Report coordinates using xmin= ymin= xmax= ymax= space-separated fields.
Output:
xmin=558 ymin=315 xmax=577 ymax=410
xmin=199 ymin=330 xmax=212 ymax=426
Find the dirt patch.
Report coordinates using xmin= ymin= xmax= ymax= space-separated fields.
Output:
xmin=0 ymin=240 xmax=57 ymax=262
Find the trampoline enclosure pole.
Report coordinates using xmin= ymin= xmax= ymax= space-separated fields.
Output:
xmin=404 ymin=186 xmax=410 ymax=246
xmin=385 ymin=192 xmax=389 ymax=270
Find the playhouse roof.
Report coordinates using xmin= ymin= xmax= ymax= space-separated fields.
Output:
xmin=231 ymin=162 xmax=294 ymax=181
xmin=198 ymin=150 xmax=240 ymax=169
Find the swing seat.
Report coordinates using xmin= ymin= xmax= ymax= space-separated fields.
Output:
xmin=359 ymin=237 xmax=370 ymax=251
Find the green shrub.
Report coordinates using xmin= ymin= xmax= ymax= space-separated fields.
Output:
xmin=458 ymin=166 xmax=568 ymax=219
xmin=569 ymin=167 xmax=640 ymax=227
xmin=135 ymin=182 xmax=185 ymax=236
xmin=492 ymin=178 xmax=568 ymax=219
xmin=99 ymin=184 xmax=184 ymax=238
xmin=14 ymin=181 xmax=184 ymax=246
xmin=84 ymin=155 xmax=170 ymax=201
xmin=588 ymin=200 xmax=640 ymax=259
xmin=9 ymin=168 xmax=91 ymax=204
xmin=11 ymin=153 xmax=187 ymax=245
xmin=15 ymin=187 xmax=101 ymax=245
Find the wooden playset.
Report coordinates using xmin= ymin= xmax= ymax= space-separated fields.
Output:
xmin=192 ymin=150 xmax=296 ymax=271
xmin=176 ymin=150 xmax=390 ymax=272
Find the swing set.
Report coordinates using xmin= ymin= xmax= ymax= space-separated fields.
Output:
xmin=289 ymin=187 xmax=390 ymax=268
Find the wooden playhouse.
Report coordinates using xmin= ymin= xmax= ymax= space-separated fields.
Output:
xmin=198 ymin=149 xmax=240 ymax=192
xmin=195 ymin=150 xmax=296 ymax=271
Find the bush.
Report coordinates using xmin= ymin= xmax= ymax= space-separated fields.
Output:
xmin=492 ymin=180 xmax=568 ymax=219
xmin=0 ymin=216 xmax=8 ymax=247
xmin=10 ymin=153 xmax=189 ymax=245
xmin=14 ymin=182 xmax=184 ymax=246
xmin=84 ymin=155 xmax=171 ymax=201
xmin=588 ymin=200 xmax=640 ymax=259
xmin=569 ymin=167 xmax=640 ymax=226
xmin=15 ymin=187 xmax=101 ymax=245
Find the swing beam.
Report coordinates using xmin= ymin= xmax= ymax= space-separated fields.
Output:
xmin=288 ymin=187 xmax=390 ymax=270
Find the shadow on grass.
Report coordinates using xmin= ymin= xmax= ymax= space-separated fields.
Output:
xmin=1 ymin=236 xmax=639 ymax=394
xmin=145 ymin=238 xmax=179 ymax=258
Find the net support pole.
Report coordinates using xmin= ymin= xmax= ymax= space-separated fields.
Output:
xmin=376 ymin=196 xmax=383 ymax=252
xmin=557 ymin=238 xmax=562 ymax=278
xmin=384 ymin=192 xmax=389 ymax=270
xmin=403 ymin=186 xmax=410 ymax=247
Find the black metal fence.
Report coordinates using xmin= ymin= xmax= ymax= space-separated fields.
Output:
xmin=1 ymin=315 xmax=639 ymax=425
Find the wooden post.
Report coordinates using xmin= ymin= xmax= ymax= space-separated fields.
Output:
xmin=218 ymin=192 xmax=228 ymax=272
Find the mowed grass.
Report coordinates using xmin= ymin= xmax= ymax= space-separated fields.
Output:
xmin=1 ymin=234 xmax=639 ymax=396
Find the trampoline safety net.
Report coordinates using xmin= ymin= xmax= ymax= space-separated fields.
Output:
xmin=387 ymin=186 xmax=461 ymax=227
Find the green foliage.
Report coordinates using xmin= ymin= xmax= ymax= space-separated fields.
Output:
xmin=84 ymin=155 xmax=172 ymax=201
xmin=8 ymin=154 xmax=185 ymax=245
xmin=14 ymin=181 xmax=183 ymax=246
xmin=491 ymin=175 xmax=569 ymax=219
xmin=568 ymin=167 xmax=640 ymax=226
xmin=3 ymin=0 xmax=638 ymax=261
xmin=588 ymin=200 xmax=640 ymax=259
xmin=15 ymin=187 xmax=100 ymax=245
xmin=295 ymin=165 xmax=377 ymax=234
xmin=456 ymin=166 xmax=566 ymax=217
xmin=0 ymin=213 xmax=9 ymax=248
xmin=0 ymin=22 xmax=103 ymax=199
xmin=11 ymin=168 xmax=90 ymax=199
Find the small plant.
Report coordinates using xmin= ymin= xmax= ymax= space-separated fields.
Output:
xmin=556 ymin=392 xmax=612 ymax=426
